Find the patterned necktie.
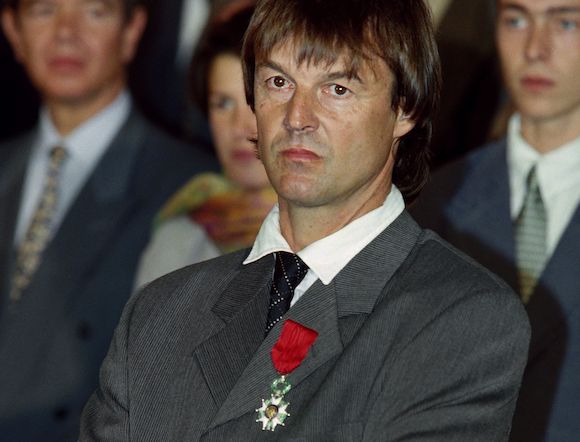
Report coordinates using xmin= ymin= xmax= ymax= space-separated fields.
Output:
xmin=515 ymin=166 xmax=547 ymax=304
xmin=265 ymin=252 xmax=309 ymax=335
xmin=10 ymin=146 xmax=68 ymax=301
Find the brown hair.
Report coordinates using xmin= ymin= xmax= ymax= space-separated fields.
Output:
xmin=242 ymin=0 xmax=441 ymax=202
xmin=190 ymin=4 xmax=255 ymax=115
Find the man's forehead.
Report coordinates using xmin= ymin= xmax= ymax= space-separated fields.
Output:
xmin=258 ymin=39 xmax=384 ymax=80
xmin=498 ymin=0 xmax=580 ymax=13
xmin=20 ymin=0 xmax=123 ymax=9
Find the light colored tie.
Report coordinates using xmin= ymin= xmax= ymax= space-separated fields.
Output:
xmin=515 ymin=166 xmax=547 ymax=304
xmin=10 ymin=146 xmax=67 ymax=301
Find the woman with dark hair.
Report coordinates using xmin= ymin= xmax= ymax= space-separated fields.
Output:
xmin=135 ymin=3 xmax=275 ymax=287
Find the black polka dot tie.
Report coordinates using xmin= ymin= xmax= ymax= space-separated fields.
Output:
xmin=265 ymin=252 xmax=309 ymax=335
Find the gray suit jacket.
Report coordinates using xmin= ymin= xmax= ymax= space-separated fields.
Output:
xmin=80 ymin=212 xmax=530 ymax=441
xmin=411 ymin=139 xmax=580 ymax=441
xmin=0 ymin=109 xmax=217 ymax=441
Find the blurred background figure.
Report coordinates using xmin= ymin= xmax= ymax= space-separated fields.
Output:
xmin=129 ymin=0 xmax=252 ymax=148
xmin=135 ymin=2 xmax=275 ymax=288
xmin=0 ymin=0 xmax=216 ymax=439
xmin=412 ymin=0 xmax=580 ymax=439
xmin=427 ymin=0 xmax=504 ymax=167
xmin=0 ymin=28 xmax=38 ymax=140
xmin=0 ymin=0 xmax=246 ymax=146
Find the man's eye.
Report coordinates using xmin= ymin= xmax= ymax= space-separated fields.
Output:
xmin=26 ymin=1 xmax=55 ymax=17
xmin=558 ymin=18 xmax=578 ymax=31
xmin=209 ymin=96 xmax=234 ymax=111
xmin=267 ymin=76 xmax=289 ymax=89
xmin=502 ymin=15 xmax=528 ymax=29
xmin=325 ymin=84 xmax=351 ymax=97
xmin=332 ymin=85 xmax=350 ymax=96
xmin=85 ymin=1 xmax=113 ymax=19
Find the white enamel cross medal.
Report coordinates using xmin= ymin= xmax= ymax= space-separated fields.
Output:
xmin=255 ymin=320 xmax=319 ymax=432
xmin=256 ymin=376 xmax=291 ymax=431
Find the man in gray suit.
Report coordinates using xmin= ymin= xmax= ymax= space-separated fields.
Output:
xmin=411 ymin=0 xmax=580 ymax=440
xmin=81 ymin=0 xmax=530 ymax=440
xmin=0 ymin=0 xmax=216 ymax=440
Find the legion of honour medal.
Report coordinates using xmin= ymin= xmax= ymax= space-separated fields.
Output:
xmin=256 ymin=320 xmax=318 ymax=431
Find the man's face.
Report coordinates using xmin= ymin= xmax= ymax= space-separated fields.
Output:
xmin=253 ymin=42 xmax=414 ymax=213
xmin=496 ymin=0 xmax=580 ymax=125
xmin=2 ymin=0 xmax=145 ymax=107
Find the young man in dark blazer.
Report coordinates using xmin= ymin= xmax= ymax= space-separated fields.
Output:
xmin=412 ymin=0 xmax=580 ymax=440
xmin=0 ymin=0 xmax=216 ymax=439
xmin=81 ymin=0 xmax=530 ymax=439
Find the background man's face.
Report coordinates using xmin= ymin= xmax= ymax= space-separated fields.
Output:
xmin=496 ymin=0 xmax=580 ymax=125
xmin=2 ymin=0 xmax=145 ymax=106
xmin=253 ymin=42 xmax=413 ymax=212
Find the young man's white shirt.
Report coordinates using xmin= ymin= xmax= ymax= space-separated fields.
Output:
xmin=507 ymin=113 xmax=580 ymax=256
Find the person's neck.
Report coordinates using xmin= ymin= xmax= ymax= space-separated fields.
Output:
xmin=45 ymin=84 xmax=125 ymax=136
xmin=521 ymin=111 xmax=580 ymax=154
xmin=278 ymin=184 xmax=391 ymax=252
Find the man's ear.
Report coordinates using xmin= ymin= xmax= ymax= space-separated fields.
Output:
xmin=120 ymin=6 xmax=147 ymax=64
xmin=393 ymin=109 xmax=415 ymax=139
xmin=1 ymin=8 xmax=25 ymax=63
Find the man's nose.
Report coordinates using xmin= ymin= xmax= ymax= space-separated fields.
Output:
xmin=283 ymin=88 xmax=319 ymax=133
xmin=525 ymin=21 xmax=550 ymax=62
xmin=54 ymin=9 xmax=80 ymax=41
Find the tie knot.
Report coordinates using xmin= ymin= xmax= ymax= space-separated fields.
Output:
xmin=525 ymin=165 xmax=540 ymax=193
xmin=265 ymin=252 xmax=309 ymax=334
xmin=50 ymin=145 xmax=67 ymax=162
xmin=275 ymin=251 xmax=309 ymax=289
xmin=48 ymin=146 xmax=68 ymax=173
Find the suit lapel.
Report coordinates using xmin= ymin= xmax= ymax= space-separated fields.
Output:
xmin=526 ymin=204 xmax=580 ymax=362
xmin=0 ymin=136 xmax=34 ymax=309
xmin=205 ymin=211 xmax=422 ymax=430
xmin=17 ymin=110 xmax=147 ymax=315
xmin=193 ymin=255 xmax=273 ymax=410
xmin=446 ymin=143 xmax=518 ymax=288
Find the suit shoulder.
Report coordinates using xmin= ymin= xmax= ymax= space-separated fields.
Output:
xmin=403 ymin=229 xmax=527 ymax=322
xmin=129 ymin=249 xmax=250 ymax=322
xmin=410 ymin=139 xmax=507 ymax=225
xmin=120 ymin=109 xmax=217 ymax=181
xmin=124 ymin=111 xmax=219 ymax=198
xmin=0 ymin=130 xmax=36 ymax=155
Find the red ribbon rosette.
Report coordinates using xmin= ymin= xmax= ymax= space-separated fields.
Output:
xmin=271 ymin=319 xmax=318 ymax=375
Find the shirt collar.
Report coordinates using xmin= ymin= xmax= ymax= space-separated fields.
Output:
xmin=508 ymin=113 xmax=580 ymax=201
xmin=244 ymin=185 xmax=405 ymax=285
xmin=38 ymin=90 xmax=131 ymax=164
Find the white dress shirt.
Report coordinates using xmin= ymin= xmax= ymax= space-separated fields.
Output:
xmin=14 ymin=91 xmax=131 ymax=245
xmin=244 ymin=186 xmax=405 ymax=307
xmin=507 ymin=114 xmax=580 ymax=256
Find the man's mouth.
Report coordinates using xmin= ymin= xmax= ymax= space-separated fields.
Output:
xmin=521 ymin=75 xmax=555 ymax=92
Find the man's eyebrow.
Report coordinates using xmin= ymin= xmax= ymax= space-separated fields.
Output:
xmin=256 ymin=61 xmax=298 ymax=86
xmin=499 ymin=3 xmax=527 ymax=13
xmin=499 ymin=3 xmax=580 ymax=15
xmin=257 ymin=61 xmax=362 ymax=84
xmin=324 ymin=71 xmax=363 ymax=84
xmin=257 ymin=61 xmax=288 ymax=75
xmin=547 ymin=6 xmax=580 ymax=14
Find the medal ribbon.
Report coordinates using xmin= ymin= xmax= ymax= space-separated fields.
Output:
xmin=271 ymin=319 xmax=318 ymax=374
xmin=256 ymin=320 xmax=318 ymax=431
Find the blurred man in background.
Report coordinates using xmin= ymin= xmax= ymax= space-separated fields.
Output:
xmin=412 ymin=0 xmax=580 ymax=439
xmin=0 ymin=0 xmax=216 ymax=439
